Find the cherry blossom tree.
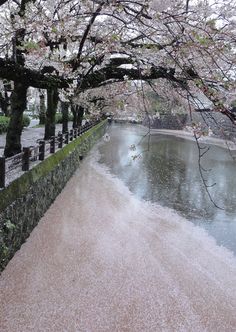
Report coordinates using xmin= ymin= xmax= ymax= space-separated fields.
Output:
xmin=0 ymin=0 xmax=235 ymax=156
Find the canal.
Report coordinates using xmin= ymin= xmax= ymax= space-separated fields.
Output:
xmin=99 ymin=123 xmax=236 ymax=255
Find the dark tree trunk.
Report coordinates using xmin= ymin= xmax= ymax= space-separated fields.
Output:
xmin=4 ymin=85 xmax=11 ymax=116
xmin=77 ymin=106 xmax=84 ymax=127
xmin=4 ymin=82 xmax=27 ymax=157
xmin=12 ymin=28 xmax=25 ymax=66
xmin=61 ymin=101 xmax=69 ymax=133
xmin=71 ymin=103 xmax=78 ymax=129
xmin=0 ymin=91 xmax=7 ymax=115
xmin=4 ymin=28 xmax=27 ymax=157
xmin=44 ymin=88 xmax=59 ymax=140
xmin=0 ymin=83 xmax=11 ymax=116
xmin=71 ymin=104 xmax=84 ymax=128
xmin=39 ymin=90 xmax=46 ymax=125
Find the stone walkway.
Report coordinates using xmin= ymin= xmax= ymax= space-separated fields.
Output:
xmin=0 ymin=148 xmax=236 ymax=331
xmin=0 ymin=122 xmax=74 ymax=156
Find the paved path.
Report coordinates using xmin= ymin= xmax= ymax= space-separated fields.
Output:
xmin=0 ymin=122 xmax=73 ymax=156
xmin=0 ymin=148 xmax=236 ymax=331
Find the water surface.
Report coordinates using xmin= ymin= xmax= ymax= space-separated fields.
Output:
xmin=99 ymin=123 xmax=236 ymax=254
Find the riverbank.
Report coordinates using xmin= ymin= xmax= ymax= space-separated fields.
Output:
xmin=149 ymin=128 xmax=236 ymax=151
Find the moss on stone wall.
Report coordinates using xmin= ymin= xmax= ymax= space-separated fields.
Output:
xmin=0 ymin=120 xmax=106 ymax=212
xmin=0 ymin=120 xmax=107 ymax=271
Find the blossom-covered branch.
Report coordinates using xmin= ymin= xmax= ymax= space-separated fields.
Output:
xmin=0 ymin=58 xmax=70 ymax=89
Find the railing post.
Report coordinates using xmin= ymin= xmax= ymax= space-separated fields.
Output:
xmin=39 ymin=140 xmax=45 ymax=160
xmin=50 ymin=136 xmax=55 ymax=153
xmin=58 ymin=132 xmax=63 ymax=148
xmin=31 ymin=146 xmax=37 ymax=162
xmin=22 ymin=147 xmax=30 ymax=171
xmin=0 ymin=156 xmax=6 ymax=188
xmin=65 ymin=132 xmax=69 ymax=144
xmin=70 ymin=129 xmax=74 ymax=141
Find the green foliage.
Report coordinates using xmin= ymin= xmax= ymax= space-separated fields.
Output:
xmin=206 ymin=19 xmax=217 ymax=30
xmin=147 ymin=95 xmax=168 ymax=114
xmin=116 ymin=100 xmax=125 ymax=109
xmin=0 ymin=116 xmax=10 ymax=134
xmin=55 ymin=112 xmax=74 ymax=124
xmin=51 ymin=26 xmax=58 ymax=33
xmin=55 ymin=113 xmax=63 ymax=123
xmin=0 ymin=115 xmax=30 ymax=134
xmin=4 ymin=220 xmax=15 ymax=231
xmin=69 ymin=113 xmax=74 ymax=121
xmin=20 ymin=41 xmax=40 ymax=51
xmin=154 ymin=99 xmax=168 ymax=113
xmin=0 ymin=243 xmax=9 ymax=258
xmin=195 ymin=35 xmax=210 ymax=46
xmin=230 ymin=100 xmax=236 ymax=108
xmin=22 ymin=114 xmax=30 ymax=128
xmin=111 ymin=33 xmax=119 ymax=41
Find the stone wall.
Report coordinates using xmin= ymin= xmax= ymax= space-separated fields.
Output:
xmin=143 ymin=111 xmax=236 ymax=140
xmin=186 ymin=111 xmax=236 ymax=140
xmin=0 ymin=120 xmax=107 ymax=271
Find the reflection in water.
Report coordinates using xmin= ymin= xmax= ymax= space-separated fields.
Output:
xmin=99 ymin=124 xmax=236 ymax=254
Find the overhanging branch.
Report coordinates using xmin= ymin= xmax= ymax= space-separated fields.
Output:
xmin=0 ymin=58 xmax=70 ymax=89
xmin=78 ymin=65 xmax=186 ymax=91
xmin=0 ymin=0 xmax=8 ymax=6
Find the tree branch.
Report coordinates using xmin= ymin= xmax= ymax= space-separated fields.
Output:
xmin=0 ymin=58 xmax=70 ymax=89
xmin=0 ymin=0 xmax=8 ymax=6
xmin=78 ymin=64 xmax=186 ymax=91
xmin=72 ymin=2 xmax=105 ymax=71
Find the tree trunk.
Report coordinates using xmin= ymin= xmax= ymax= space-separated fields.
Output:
xmin=71 ymin=103 xmax=78 ymax=129
xmin=0 ymin=91 xmax=7 ymax=115
xmin=39 ymin=90 xmax=46 ymax=125
xmin=71 ymin=104 xmax=84 ymax=128
xmin=0 ymin=85 xmax=11 ymax=116
xmin=4 ymin=27 xmax=27 ymax=157
xmin=44 ymin=88 xmax=59 ymax=140
xmin=4 ymin=82 xmax=27 ymax=157
xmin=77 ymin=106 xmax=84 ymax=127
xmin=61 ymin=101 xmax=69 ymax=133
xmin=4 ymin=86 xmax=11 ymax=116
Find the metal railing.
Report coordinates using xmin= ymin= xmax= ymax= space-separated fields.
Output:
xmin=0 ymin=120 xmax=100 ymax=188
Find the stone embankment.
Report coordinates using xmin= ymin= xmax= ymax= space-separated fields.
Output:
xmin=0 ymin=120 xmax=107 ymax=271
xmin=143 ymin=111 xmax=236 ymax=141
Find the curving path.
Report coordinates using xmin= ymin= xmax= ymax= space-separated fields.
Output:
xmin=0 ymin=149 xmax=236 ymax=331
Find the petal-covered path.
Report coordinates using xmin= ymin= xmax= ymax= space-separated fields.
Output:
xmin=0 ymin=150 xmax=236 ymax=332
